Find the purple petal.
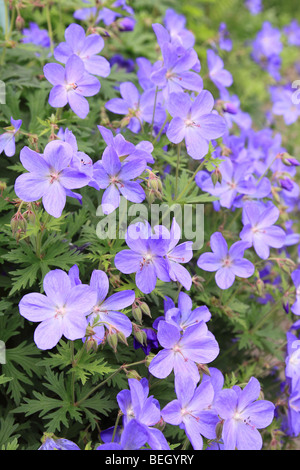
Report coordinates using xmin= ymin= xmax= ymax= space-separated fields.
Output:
xmin=42 ymin=181 xmax=66 ymax=218
xmin=166 ymin=117 xmax=186 ymax=144
xmin=14 ymin=172 xmax=49 ymax=202
xmin=68 ymin=91 xmax=89 ymax=119
xmin=19 ymin=293 xmax=55 ymax=322
xmin=101 ymin=290 xmax=135 ymax=311
xmin=34 ymin=318 xmax=63 ymax=350
xmin=115 ymin=250 xmax=143 ymax=274
xmin=215 ymin=267 xmax=235 ymax=289
xmin=90 ymin=270 xmax=109 ymax=303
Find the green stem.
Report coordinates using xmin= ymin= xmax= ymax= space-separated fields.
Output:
xmin=152 ymin=116 xmax=168 ymax=144
xmin=75 ymin=359 xmax=146 ymax=407
xmin=112 ymin=410 xmax=122 ymax=442
xmin=45 ymin=3 xmax=54 ymax=55
xmin=256 ymin=154 xmax=278 ymax=184
xmin=175 ymin=160 xmax=206 ymax=202
xmin=175 ymin=143 xmax=181 ymax=198
xmin=70 ymin=341 xmax=76 ymax=405
xmin=150 ymin=87 xmax=158 ymax=135
xmin=226 ymin=207 xmax=242 ymax=231
xmin=0 ymin=2 xmax=15 ymax=66
xmin=250 ymin=287 xmax=290 ymax=335
xmin=182 ymin=437 xmax=190 ymax=450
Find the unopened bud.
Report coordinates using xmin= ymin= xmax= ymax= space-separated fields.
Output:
xmin=24 ymin=209 xmax=36 ymax=224
xmin=215 ymin=421 xmax=224 ymax=441
xmin=134 ymin=328 xmax=147 ymax=346
xmin=0 ymin=181 xmax=7 ymax=192
xmin=140 ymin=302 xmax=151 ymax=317
xmin=132 ymin=305 xmax=143 ymax=324
xmin=117 ymin=332 xmax=128 ymax=346
xmin=256 ymin=278 xmax=265 ymax=296
xmin=279 ymin=178 xmax=293 ymax=191
xmin=15 ymin=15 xmax=25 ymax=31
xmin=107 ymin=332 xmax=118 ymax=353
xmin=198 ymin=364 xmax=211 ymax=376
xmin=146 ymin=189 xmax=156 ymax=204
xmin=85 ymin=337 xmax=98 ymax=352
xmin=125 ymin=369 xmax=142 ymax=380
xmin=145 ymin=353 xmax=156 ymax=367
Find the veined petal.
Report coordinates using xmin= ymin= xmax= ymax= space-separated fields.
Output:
xmin=19 ymin=293 xmax=55 ymax=322
xmin=14 ymin=173 xmax=48 ymax=202
xmin=42 ymin=181 xmax=66 ymax=218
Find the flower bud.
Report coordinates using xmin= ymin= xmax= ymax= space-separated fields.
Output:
xmin=140 ymin=302 xmax=151 ymax=317
xmin=15 ymin=15 xmax=25 ymax=31
xmin=215 ymin=421 xmax=224 ymax=441
xmin=117 ymin=332 xmax=128 ymax=346
xmin=134 ymin=328 xmax=147 ymax=346
xmin=198 ymin=364 xmax=211 ymax=376
xmin=280 ymin=178 xmax=293 ymax=191
xmin=125 ymin=369 xmax=142 ymax=380
xmin=256 ymin=278 xmax=265 ymax=296
xmin=85 ymin=337 xmax=98 ymax=353
xmin=145 ymin=353 xmax=156 ymax=367
xmin=107 ymin=332 xmax=118 ymax=353
xmin=0 ymin=181 xmax=7 ymax=193
xmin=118 ymin=17 xmax=136 ymax=32
xmin=132 ymin=305 xmax=143 ymax=324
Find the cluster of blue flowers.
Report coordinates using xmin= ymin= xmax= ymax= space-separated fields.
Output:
xmin=2 ymin=0 xmax=300 ymax=451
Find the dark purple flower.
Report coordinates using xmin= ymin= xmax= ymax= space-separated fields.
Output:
xmin=44 ymin=55 xmax=100 ymax=119
xmin=166 ymin=91 xmax=227 ymax=160
xmin=133 ymin=328 xmax=159 ymax=355
xmin=118 ymin=17 xmax=136 ymax=32
xmin=54 ymin=23 xmax=110 ymax=77
xmin=110 ymin=54 xmax=135 ymax=73
xmin=197 ymin=232 xmax=254 ymax=289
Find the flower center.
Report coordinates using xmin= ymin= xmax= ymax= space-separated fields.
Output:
xmin=222 ymin=255 xmax=232 ymax=268
xmin=55 ymin=306 xmax=66 ymax=318
xmin=49 ymin=171 xmax=60 ymax=184
xmin=66 ymin=82 xmax=79 ymax=92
